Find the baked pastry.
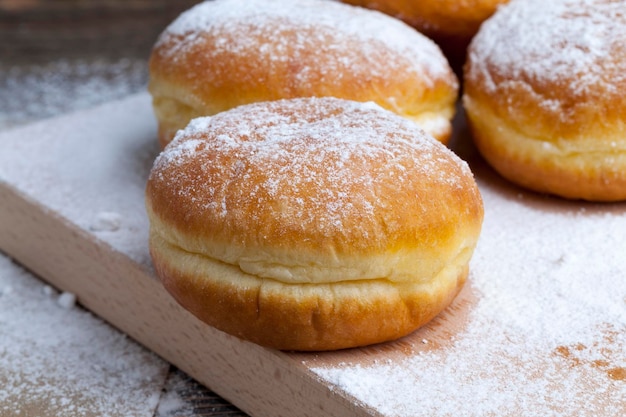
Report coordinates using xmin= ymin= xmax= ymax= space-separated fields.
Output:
xmin=145 ymin=97 xmax=484 ymax=351
xmin=148 ymin=0 xmax=458 ymax=148
xmin=339 ymin=0 xmax=510 ymax=71
xmin=464 ymin=0 xmax=626 ymax=201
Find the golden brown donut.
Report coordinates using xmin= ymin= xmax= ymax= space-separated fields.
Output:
xmin=148 ymin=0 xmax=458 ymax=148
xmin=463 ymin=0 xmax=626 ymax=201
xmin=145 ymin=97 xmax=484 ymax=351
xmin=339 ymin=0 xmax=510 ymax=71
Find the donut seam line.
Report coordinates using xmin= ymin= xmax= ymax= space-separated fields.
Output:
xmin=154 ymin=233 xmax=454 ymax=289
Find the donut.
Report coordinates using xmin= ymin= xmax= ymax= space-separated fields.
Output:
xmin=145 ymin=97 xmax=484 ymax=351
xmin=148 ymin=0 xmax=458 ymax=148
xmin=463 ymin=0 xmax=626 ymax=201
xmin=339 ymin=0 xmax=510 ymax=71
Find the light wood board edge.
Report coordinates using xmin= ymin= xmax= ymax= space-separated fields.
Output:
xmin=0 ymin=181 xmax=381 ymax=417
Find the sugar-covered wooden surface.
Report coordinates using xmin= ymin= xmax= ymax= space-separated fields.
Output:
xmin=0 ymin=93 xmax=378 ymax=417
xmin=1 ymin=0 xmax=251 ymax=415
xmin=1 ymin=92 xmax=624 ymax=416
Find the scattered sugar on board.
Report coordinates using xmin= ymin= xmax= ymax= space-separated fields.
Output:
xmin=89 ymin=211 xmax=123 ymax=232
xmin=0 ymin=93 xmax=160 ymax=267
xmin=310 ymin=184 xmax=626 ymax=416
xmin=0 ymin=59 xmax=197 ymax=416
xmin=0 ymin=256 xmax=168 ymax=416
xmin=57 ymin=291 xmax=77 ymax=309
xmin=0 ymin=58 xmax=154 ymax=265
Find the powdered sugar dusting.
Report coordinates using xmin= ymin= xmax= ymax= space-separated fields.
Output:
xmin=0 ymin=57 xmax=147 ymax=130
xmin=309 ymin=185 xmax=626 ymax=416
xmin=151 ymin=98 xmax=473 ymax=246
xmin=0 ymin=256 xmax=167 ymax=416
xmin=0 ymin=94 xmax=159 ymax=267
xmin=467 ymin=0 xmax=626 ymax=97
xmin=155 ymin=0 xmax=449 ymax=81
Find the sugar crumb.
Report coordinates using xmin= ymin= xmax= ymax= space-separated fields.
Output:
xmin=90 ymin=211 xmax=122 ymax=232
xmin=57 ymin=292 xmax=77 ymax=309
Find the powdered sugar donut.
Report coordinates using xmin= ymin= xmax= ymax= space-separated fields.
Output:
xmin=463 ymin=0 xmax=626 ymax=201
xmin=148 ymin=0 xmax=458 ymax=147
xmin=145 ymin=97 xmax=483 ymax=351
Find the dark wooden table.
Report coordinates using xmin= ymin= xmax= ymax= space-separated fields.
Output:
xmin=0 ymin=1 xmax=248 ymax=415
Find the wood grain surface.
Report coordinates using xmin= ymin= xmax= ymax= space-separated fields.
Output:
xmin=1 ymin=1 xmax=250 ymax=415
xmin=0 ymin=0 xmax=199 ymax=62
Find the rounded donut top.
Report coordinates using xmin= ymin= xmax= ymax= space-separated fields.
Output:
xmin=148 ymin=0 xmax=459 ymax=144
xmin=154 ymin=0 xmax=451 ymax=81
xmin=465 ymin=0 xmax=626 ymax=141
xmin=146 ymin=97 xmax=483 ymax=284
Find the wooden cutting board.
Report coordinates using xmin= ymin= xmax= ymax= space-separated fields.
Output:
xmin=1 ymin=93 xmax=624 ymax=417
